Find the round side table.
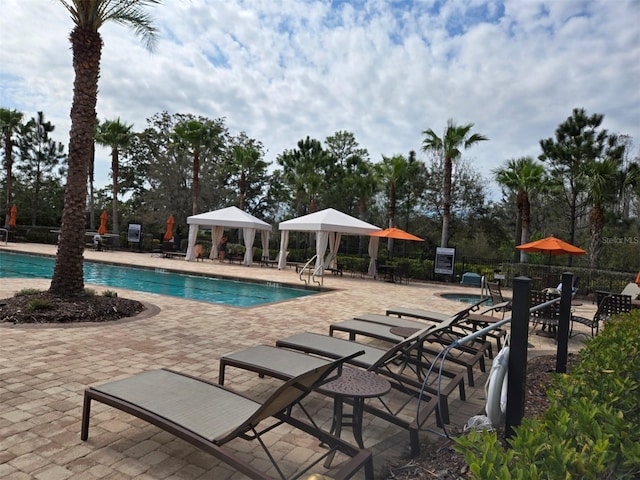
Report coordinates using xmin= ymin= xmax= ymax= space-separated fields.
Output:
xmin=318 ymin=367 xmax=390 ymax=466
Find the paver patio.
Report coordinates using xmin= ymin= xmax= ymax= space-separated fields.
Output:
xmin=0 ymin=243 xmax=595 ymax=479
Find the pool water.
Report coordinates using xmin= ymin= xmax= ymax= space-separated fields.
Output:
xmin=441 ymin=292 xmax=494 ymax=306
xmin=0 ymin=251 xmax=316 ymax=307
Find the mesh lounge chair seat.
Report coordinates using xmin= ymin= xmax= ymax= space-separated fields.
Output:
xmin=330 ymin=318 xmax=490 ymax=387
xmin=81 ymin=357 xmax=373 ymax=480
xmin=220 ymin=328 xmax=449 ymax=457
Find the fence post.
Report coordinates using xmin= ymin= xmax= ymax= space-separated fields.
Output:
xmin=555 ymin=272 xmax=574 ymax=373
xmin=505 ymin=275 xmax=531 ymax=441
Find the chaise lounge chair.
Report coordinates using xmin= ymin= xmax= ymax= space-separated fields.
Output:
xmin=219 ymin=325 xmax=455 ymax=456
xmin=81 ymin=354 xmax=373 ymax=480
xmin=330 ymin=317 xmax=491 ymax=387
xmin=384 ymin=298 xmax=508 ymax=349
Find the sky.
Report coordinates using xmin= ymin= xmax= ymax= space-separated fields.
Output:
xmin=1 ymin=0 xmax=639 ymax=201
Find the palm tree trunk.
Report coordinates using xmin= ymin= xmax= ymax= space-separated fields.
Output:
xmin=441 ymin=156 xmax=452 ymax=248
xmin=88 ymin=141 xmax=95 ymax=230
xmin=4 ymin=132 xmax=13 ymax=227
xmin=111 ymin=148 xmax=120 ymax=246
xmin=589 ymin=205 xmax=604 ymax=269
xmin=192 ymin=150 xmax=199 ymax=215
xmin=50 ymin=27 xmax=102 ymax=296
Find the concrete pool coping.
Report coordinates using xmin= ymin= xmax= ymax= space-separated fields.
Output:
xmin=0 ymin=242 xmax=597 ymax=479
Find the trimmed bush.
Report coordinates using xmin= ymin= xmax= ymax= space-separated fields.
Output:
xmin=455 ymin=310 xmax=640 ymax=479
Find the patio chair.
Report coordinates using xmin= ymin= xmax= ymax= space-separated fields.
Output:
xmin=395 ymin=262 xmax=410 ymax=284
xmin=571 ymin=292 xmax=632 ymax=337
xmin=529 ymin=290 xmax=561 ymax=336
xmin=220 ymin=325 xmax=455 ymax=457
xmin=81 ymin=354 xmax=374 ymax=480
xmin=329 ymin=317 xmax=491 ymax=387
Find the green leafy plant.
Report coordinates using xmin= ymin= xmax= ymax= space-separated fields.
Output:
xmin=15 ymin=288 xmax=42 ymax=297
xmin=102 ymin=290 xmax=118 ymax=298
xmin=455 ymin=310 xmax=640 ymax=479
xmin=26 ymin=299 xmax=53 ymax=311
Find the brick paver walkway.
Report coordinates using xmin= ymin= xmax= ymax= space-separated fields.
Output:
xmin=0 ymin=243 xmax=595 ymax=479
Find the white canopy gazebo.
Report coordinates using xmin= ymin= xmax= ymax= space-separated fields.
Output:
xmin=277 ymin=208 xmax=381 ymax=273
xmin=185 ymin=206 xmax=272 ymax=265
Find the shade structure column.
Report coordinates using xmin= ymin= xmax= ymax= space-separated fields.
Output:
xmin=185 ymin=224 xmax=199 ymax=261
xmin=210 ymin=226 xmax=224 ymax=260
xmin=242 ymin=227 xmax=256 ymax=265
xmin=315 ymin=231 xmax=329 ymax=275
xmin=278 ymin=230 xmax=289 ymax=269
xmin=368 ymin=237 xmax=379 ymax=276
xmin=326 ymin=232 xmax=342 ymax=269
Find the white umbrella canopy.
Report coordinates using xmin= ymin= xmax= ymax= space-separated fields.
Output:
xmin=277 ymin=208 xmax=381 ymax=271
xmin=278 ymin=208 xmax=381 ymax=235
xmin=185 ymin=206 xmax=271 ymax=263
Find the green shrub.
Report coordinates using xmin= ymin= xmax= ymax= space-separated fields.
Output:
xmin=15 ymin=288 xmax=42 ymax=297
xmin=102 ymin=290 xmax=118 ymax=298
xmin=455 ymin=310 xmax=640 ymax=479
xmin=26 ymin=299 xmax=52 ymax=311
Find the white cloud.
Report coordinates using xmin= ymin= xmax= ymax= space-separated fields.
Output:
xmin=1 ymin=0 xmax=638 ymax=200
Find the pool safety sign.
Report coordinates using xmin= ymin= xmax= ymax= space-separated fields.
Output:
xmin=128 ymin=224 xmax=142 ymax=243
xmin=434 ymin=247 xmax=455 ymax=275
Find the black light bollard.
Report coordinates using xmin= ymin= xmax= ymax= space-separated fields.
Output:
xmin=505 ymin=276 xmax=531 ymax=441
xmin=555 ymin=272 xmax=574 ymax=373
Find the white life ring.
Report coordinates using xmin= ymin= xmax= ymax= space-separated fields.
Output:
xmin=485 ymin=346 xmax=509 ymax=427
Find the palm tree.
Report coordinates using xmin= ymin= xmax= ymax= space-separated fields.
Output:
xmin=0 ymin=108 xmax=24 ymax=226
xmin=493 ymin=157 xmax=547 ymax=263
xmin=50 ymin=0 xmax=159 ymax=297
xmin=585 ymin=157 xmax=623 ymax=269
xmin=422 ymin=120 xmax=488 ymax=248
xmin=376 ymin=154 xmax=411 ymax=257
xmin=96 ymin=118 xmax=134 ymax=242
xmin=231 ymin=145 xmax=266 ymax=211
xmin=173 ymin=119 xmax=222 ymax=215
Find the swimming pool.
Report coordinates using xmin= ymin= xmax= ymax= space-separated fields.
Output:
xmin=0 ymin=251 xmax=317 ymax=307
xmin=440 ymin=292 xmax=494 ymax=306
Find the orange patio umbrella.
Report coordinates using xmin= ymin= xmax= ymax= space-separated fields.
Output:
xmin=164 ymin=215 xmax=175 ymax=241
xmin=97 ymin=210 xmax=108 ymax=235
xmin=516 ymin=235 xmax=586 ymax=256
xmin=8 ymin=205 xmax=17 ymax=227
xmin=369 ymin=227 xmax=424 ymax=242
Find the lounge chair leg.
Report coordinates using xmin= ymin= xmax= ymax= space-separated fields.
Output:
xmin=81 ymin=392 xmax=92 ymax=441
xmin=410 ymin=429 xmax=420 ymax=457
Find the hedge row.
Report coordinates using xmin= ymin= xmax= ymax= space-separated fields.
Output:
xmin=455 ymin=310 xmax=640 ymax=479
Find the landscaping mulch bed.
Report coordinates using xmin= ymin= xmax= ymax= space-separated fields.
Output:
xmin=0 ymin=291 xmax=145 ymax=324
xmin=384 ymin=353 xmax=578 ymax=479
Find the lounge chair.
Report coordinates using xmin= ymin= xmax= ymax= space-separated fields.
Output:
xmin=485 ymin=281 xmax=512 ymax=315
xmin=571 ymin=292 xmax=632 ymax=337
xmin=81 ymin=354 xmax=373 ymax=480
xmin=384 ymin=299 xmax=507 ymax=349
xmin=220 ymin=326 xmax=453 ymax=457
xmin=329 ymin=318 xmax=491 ymax=387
